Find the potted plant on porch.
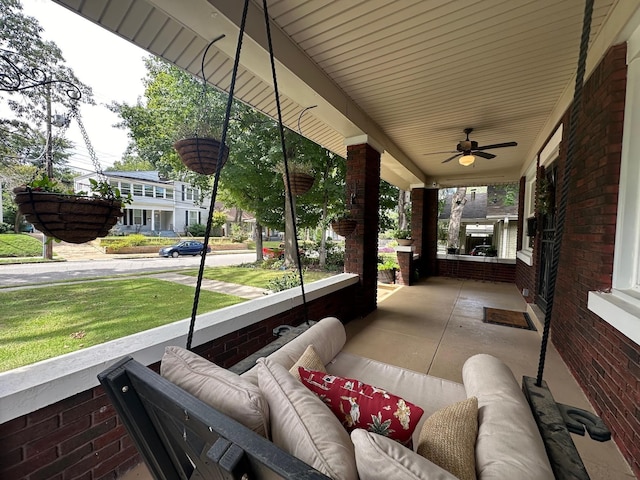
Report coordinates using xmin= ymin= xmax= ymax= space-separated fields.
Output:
xmin=392 ymin=228 xmax=413 ymax=246
xmin=377 ymin=256 xmax=399 ymax=284
xmin=13 ymin=174 xmax=132 ymax=244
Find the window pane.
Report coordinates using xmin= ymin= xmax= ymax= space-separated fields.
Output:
xmin=133 ymin=184 xmax=143 ymax=196
xmin=155 ymin=186 xmax=165 ymax=198
xmin=166 ymin=188 xmax=174 ymax=199
xmin=144 ymin=185 xmax=154 ymax=197
xmin=120 ymin=183 xmax=131 ymax=195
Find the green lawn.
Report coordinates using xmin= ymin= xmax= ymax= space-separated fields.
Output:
xmin=183 ymin=265 xmax=333 ymax=287
xmin=0 ymin=233 xmax=42 ymax=258
xmin=0 ymin=279 xmax=245 ymax=372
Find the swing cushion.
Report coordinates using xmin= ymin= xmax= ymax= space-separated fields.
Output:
xmin=161 ymin=346 xmax=270 ymax=437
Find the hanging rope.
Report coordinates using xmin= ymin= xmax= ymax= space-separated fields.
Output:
xmin=262 ymin=0 xmax=309 ymax=324
xmin=186 ymin=1 xmax=250 ymax=350
xmin=536 ymin=0 xmax=593 ymax=386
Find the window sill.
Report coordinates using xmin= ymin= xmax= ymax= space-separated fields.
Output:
xmin=587 ymin=290 xmax=640 ymax=345
xmin=517 ymin=249 xmax=533 ymax=266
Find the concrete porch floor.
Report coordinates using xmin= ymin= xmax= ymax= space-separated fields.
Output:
xmin=123 ymin=277 xmax=634 ymax=479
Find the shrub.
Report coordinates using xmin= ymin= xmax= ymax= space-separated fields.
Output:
xmin=187 ymin=223 xmax=207 ymax=236
xmin=0 ymin=222 xmax=11 ymax=234
xmin=231 ymin=224 xmax=249 ymax=243
xmin=267 ymin=271 xmax=301 ymax=292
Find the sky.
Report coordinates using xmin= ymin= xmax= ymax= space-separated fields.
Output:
xmin=12 ymin=0 xmax=149 ymax=172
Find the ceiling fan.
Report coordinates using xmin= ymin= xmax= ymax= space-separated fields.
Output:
xmin=424 ymin=128 xmax=517 ymax=166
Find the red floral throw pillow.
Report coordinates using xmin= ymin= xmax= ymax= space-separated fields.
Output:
xmin=299 ymin=367 xmax=424 ymax=446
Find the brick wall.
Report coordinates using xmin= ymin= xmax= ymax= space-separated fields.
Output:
xmin=0 ymin=284 xmax=358 ymax=480
xmin=345 ymin=143 xmax=381 ymax=316
xmin=411 ymin=188 xmax=438 ymax=277
xmin=547 ymin=43 xmax=640 ymax=477
xmin=436 ymin=258 xmax=516 ymax=283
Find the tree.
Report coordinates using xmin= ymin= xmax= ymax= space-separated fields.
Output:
xmin=1 ymin=0 xmax=93 ymax=236
xmin=107 ymin=155 xmax=155 ymax=172
xmin=447 ymin=187 xmax=467 ymax=251
xmin=379 ymin=180 xmax=400 ymax=232
xmin=112 ymin=57 xmax=347 ymax=264
xmin=1 ymin=0 xmax=94 ymax=128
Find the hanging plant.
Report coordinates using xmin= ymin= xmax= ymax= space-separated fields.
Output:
xmin=13 ymin=176 xmax=131 ymax=244
xmin=276 ymin=161 xmax=315 ymax=196
xmin=174 ymin=40 xmax=229 ymax=176
xmin=537 ymin=176 xmax=555 ymax=215
xmin=331 ymin=213 xmax=357 ymax=237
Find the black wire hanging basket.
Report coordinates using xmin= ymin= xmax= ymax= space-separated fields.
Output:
xmin=174 ymin=136 xmax=229 ymax=175
xmin=13 ymin=186 xmax=123 ymax=244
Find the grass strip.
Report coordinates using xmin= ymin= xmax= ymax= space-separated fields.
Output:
xmin=0 ymin=278 xmax=245 ymax=372
xmin=181 ymin=265 xmax=333 ymax=288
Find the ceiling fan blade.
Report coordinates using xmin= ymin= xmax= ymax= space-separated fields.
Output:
xmin=474 ymin=151 xmax=496 ymax=160
xmin=423 ymin=150 xmax=458 ymax=155
xmin=442 ymin=153 xmax=462 ymax=163
xmin=475 ymin=141 xmax=518 ymax=151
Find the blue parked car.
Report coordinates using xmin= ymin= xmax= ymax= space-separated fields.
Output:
xmin=159 ymin=241 xmax=211 ymax=258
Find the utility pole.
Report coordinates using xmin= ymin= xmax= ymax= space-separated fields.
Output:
xmin=44 ymin=84 xmax=53 ymax=260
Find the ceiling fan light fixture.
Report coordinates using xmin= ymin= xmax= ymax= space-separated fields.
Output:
xmin=459 ymin=154 xmax=475 ymax=166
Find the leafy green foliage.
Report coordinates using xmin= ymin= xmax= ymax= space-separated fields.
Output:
xmin=266 ymin=271 xmax=302 ymax=292
xmin=187 ymin=223 xmax=207 ymax=236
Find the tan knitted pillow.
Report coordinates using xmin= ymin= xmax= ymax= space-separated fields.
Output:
xmin=417 ymin=396 xmax=478 ymax=480
xmin=289 ymin=344 xmax=326 ymax=380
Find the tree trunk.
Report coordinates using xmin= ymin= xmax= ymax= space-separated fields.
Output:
xmin=255 ymin=223 xmax=264 ymax=261
xmin=398 ymin=189 xmax=410 ymax=230
xmin=447 ymin=187 xmax=467 ymax=251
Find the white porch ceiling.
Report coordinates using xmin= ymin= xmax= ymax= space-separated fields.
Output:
xmin=52 ymin=0 xmax=638 ymax=189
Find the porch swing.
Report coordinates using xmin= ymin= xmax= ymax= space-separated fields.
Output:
xmin=97 ymin=1 xmax=608 ymax=479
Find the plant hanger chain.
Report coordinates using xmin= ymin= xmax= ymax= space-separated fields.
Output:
xmin=68 ymin=104 xmax=105 ymax=181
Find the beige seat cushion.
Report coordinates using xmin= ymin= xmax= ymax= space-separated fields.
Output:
xmin=289 ymin=344 xmax=327 ymax=380
xmin=463 ymin=354 xmax=554 ymax=479
xmin=351 ymin=429 xmax=458 ymax=480
xmin=417 ymin=397 xmax=478 ymax=480
xmin=160 ymin=346 xmax=269 ymax=437
xmin=257 ymin=357 xmax=357 ymax=480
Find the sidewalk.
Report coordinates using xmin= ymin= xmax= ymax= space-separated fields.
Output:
xmin=148 ymin=272 xmax=267 ymax=299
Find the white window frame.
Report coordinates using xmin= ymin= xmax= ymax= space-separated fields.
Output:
xmin=517 ymin=160 xmax=537 ymax=266
xmin=588 ymin=27 xmax=640 ymax=345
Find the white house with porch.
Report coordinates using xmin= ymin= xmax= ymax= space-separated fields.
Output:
xmin=74 ymin=171 xmax=209 ymax=235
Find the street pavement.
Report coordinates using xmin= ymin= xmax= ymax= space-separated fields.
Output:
xmin=0 ymin=243 xmax=257 ymax=292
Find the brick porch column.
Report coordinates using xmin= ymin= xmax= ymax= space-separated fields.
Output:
xmin=411 ymin=187 xmax=438 ymax=277
xmin=344 ymin=137 xmax=382 ymax=317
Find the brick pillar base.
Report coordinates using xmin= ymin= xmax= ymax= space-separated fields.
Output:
xmin=396 ymin=247 xmax=415 ymax=285
xmin=344 ymin=143 xmax=381 ymax=316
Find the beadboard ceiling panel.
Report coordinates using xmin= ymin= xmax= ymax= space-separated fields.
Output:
xmin=52 ymin=0 xmax=629 ymax=188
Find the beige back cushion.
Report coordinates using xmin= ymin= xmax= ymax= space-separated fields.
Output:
xmin=257 ymin=357 xmax=357 ymax=480
xmin=242 ymin=317 xmax=346 ymax=384
xmin=462 ymin=354 xmax=554 ymax=480
xmin=161 ymin=346 xmax=269 ymax=437
xmin=289 ymin=344 xmax=327 ymax=380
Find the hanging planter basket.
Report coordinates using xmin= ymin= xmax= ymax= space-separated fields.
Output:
xmin=288 ymin=172 xmax=315 ymax=196
xmin=13 ymin=187 xmax=123 ymax=244
xmin=174 ymin=137 xmax=229 ymax=175
xmin=331 ymin=217 xmax=357 ymax=237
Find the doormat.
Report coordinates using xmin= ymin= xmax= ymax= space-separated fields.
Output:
xmin=483 ymin=307 xmax=536 ymax=331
